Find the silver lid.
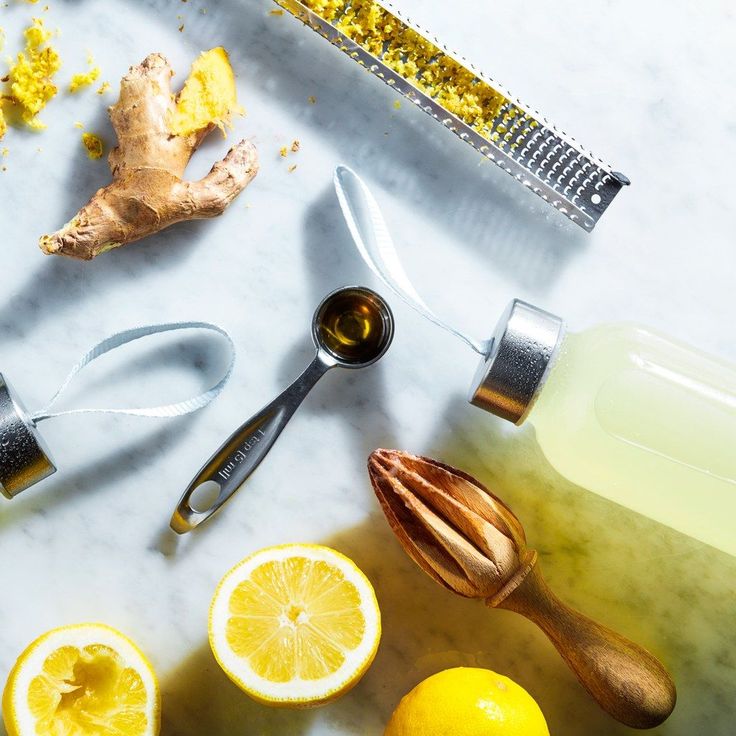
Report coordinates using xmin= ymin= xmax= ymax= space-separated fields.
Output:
xmin=0 ymin=373 xmax=56 ymax=498
xmin=468 ymin=300 xmax=565 ymax=425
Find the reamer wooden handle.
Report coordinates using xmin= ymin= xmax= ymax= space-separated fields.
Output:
xmin=494 ymin=562 xmax=676 ymax=729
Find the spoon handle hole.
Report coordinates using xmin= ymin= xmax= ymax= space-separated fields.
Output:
xmin=188 ymin=480 xmax=223 ymax=513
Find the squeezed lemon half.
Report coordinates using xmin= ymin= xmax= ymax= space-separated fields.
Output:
xmin=2 ymin=623 xmax=160 ymax=736
xmin=209 ymin=543 xmax=381 ymax=707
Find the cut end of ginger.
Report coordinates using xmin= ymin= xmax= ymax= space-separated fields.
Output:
xmin=168 ymin=46 xmax=243 ymax=137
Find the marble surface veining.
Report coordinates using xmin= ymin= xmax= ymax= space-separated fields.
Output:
xmin=1 ymin=0 xmax=735 ymax=734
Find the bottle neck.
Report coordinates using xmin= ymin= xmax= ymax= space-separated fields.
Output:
xmin=468 ymin=300 xmax=565 ymax=425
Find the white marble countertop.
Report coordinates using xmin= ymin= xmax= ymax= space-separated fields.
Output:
xmin=1 ymin=0 xmax=735 ymax=734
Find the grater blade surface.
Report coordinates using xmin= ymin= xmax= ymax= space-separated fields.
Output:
xmin=274 ymin=0 xmax=629 ymax=230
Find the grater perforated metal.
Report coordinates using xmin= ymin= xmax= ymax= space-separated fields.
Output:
xmin=274 ymin=0 xmax=630 ymax=230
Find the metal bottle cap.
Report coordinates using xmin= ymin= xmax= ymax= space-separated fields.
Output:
xmin=0 ymin=373 xmax=56 ymax=498
xmin=469 ymin=300 xmax=565 ymax=425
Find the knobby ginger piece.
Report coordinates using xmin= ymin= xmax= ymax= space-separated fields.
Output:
xmin=39 ymin=49 xmax=258 ymax=260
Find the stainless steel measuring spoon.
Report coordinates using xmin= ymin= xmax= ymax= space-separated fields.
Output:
xmin=170 ymin=285 xmax=394 ymax=534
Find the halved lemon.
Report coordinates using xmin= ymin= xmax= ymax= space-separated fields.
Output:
xmin=209 ymin=543 xmax=381 ymax=707
xmin=2 ymin=623 xmax=160 ymax=736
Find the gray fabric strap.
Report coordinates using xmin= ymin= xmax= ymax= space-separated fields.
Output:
xmin=31 ymin=322 xmax=235 ymax=423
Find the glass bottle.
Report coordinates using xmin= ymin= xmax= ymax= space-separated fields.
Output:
xmin=469 ymin=300 xmax=736 ymax=556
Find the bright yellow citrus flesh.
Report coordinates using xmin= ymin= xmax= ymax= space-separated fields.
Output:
xmin=2 ymin=624 xmax=160 ymax=736
xmin=209 ymin=544 xmax=381 ymax=707
xmin=384 ymin=667 xmax=550 ymax=736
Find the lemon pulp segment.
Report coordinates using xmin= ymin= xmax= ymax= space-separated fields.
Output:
xmin=226 ymin=556 xmax=366 ymax=682
xmin=27 ymin=645 xmax=147 ymax=735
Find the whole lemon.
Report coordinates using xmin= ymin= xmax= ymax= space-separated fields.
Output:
xmin=384 ymin=667 xmax=549 ymax=736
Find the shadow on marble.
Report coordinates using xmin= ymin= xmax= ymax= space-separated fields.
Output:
xmin=0 ymin=417 xmax=194 ymax=533
xmin=171 ymin=0 xmax=588 ymax=292
xmin=161 ymin=641 xmax=316 ymax=736
xmin=0 ymin=222 xmax=211 ymax=349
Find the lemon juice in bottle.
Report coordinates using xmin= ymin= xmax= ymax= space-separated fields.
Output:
xmin=470 ymin=300 xmax=736 ymax=555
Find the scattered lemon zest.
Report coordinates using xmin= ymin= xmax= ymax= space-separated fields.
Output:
xmin=73 ymin=120 xmax=84 ymax=129
xmin=269 ymin=8 xmax=284 ymax=15
xmin=97 ymin=80 xmax=111 ymax=95
xmin=393 ymin=99 xmax=401 ymax=109
xmin=7 ymin=17 xmax=61 ymax=131
xmin=279 ymin=145 xmax=288 ymax=157
xmin=81 ymin=131 xmax=104 ymax=159
xmin=69 ymin=53 xmax=101 ymax=93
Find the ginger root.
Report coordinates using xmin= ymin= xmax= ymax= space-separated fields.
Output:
xmin=40 ymin=48 xmax=258 ymax=260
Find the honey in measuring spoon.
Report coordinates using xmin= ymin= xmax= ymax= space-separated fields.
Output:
xmin=318 ymin=291 xmax=387 ymax=363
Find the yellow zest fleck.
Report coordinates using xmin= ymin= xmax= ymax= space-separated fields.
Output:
xmin=8 ymin=17 xmax=61 ymax=130
xmin=393 ymin=99 xmax=401 ymax=109
xmin=73 ymin=121 xmax=84 ymax=128
xmin=82 ymin=131 xmax=104 ymax=159
xmin=279 ymin=146 xmax=288 ymax=157
xmin=69 ymin=54 xmax=101 ymax=93
xmin=269 ymin=8 xmax=284 ymax=15
xmin=1 ymin=147 xmax=8 ymax=157
xmin=97 ymin=81 xmax=111 ymax=95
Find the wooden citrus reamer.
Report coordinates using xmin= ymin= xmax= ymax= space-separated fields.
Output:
xmin=368 ymin=449 xmax=676 ymax=729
